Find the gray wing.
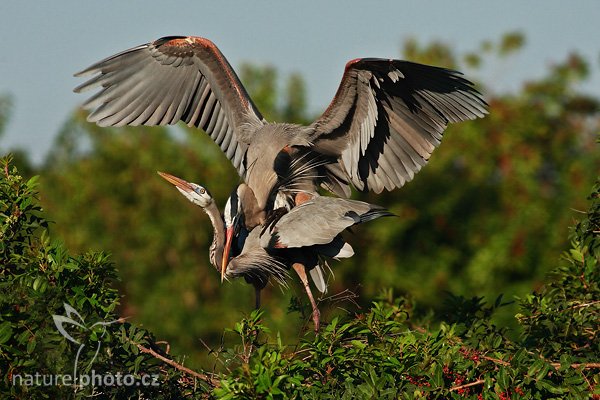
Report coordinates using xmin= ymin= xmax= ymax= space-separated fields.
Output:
xmin=310 ymin=58 xmax=488 ymax=194
xmin=74 ymin=36 xmax=264 ymax=177
xmin=260 ymin=196 xmax=391 ymax=249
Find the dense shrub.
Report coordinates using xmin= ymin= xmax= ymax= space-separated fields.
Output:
xmin=1 ymin=157 xmax=598 ymax=398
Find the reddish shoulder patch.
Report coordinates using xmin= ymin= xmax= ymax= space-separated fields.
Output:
xmin=281 ymin=145 xmax=293 ymax=154
xmin=345 ymin=58 xmax=363 ymax=70
xmin=295 ymin=192 xmax=314 ymax=206
xmin=273 ymin=239 xmax=287 ymax=249
xmin=160 ymin=37 xmax=193 ymax=48
xmin=158 ymin=36 xmax=216 ymax=50
xmin=190 ymin=36 xmax=218 ymax=50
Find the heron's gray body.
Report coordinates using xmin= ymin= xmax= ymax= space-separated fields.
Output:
xmin=242 ymin=123 xmax=315 ymax=210
xmin=225 ymin=191 xmax=390 ymax=278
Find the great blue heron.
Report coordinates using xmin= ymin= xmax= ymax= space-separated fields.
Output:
xmin=74 ymin=36 xmax=488 ymax=274
xmin=158 ymin=171 xmax=391 ymax=330
xmin=157 ymin=172 xmax=287 ymax=307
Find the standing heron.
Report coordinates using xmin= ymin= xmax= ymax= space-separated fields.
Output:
xmin=157 ymin=171 xmax=288 ymax=310
xmin=158 ymin=172 xmax=391 ymax=331
xmin=74 ymin=36 xmax=488 ymax=280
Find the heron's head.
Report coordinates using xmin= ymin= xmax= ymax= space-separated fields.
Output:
xmin=221 ymin=185 xmax=245 ymax=282
xmin=157 ymin=172 xmax=213 ymax=208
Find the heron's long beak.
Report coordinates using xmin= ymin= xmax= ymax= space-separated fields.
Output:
xmin=157 ymin=171 xmax=194 ymax=192
xmin=221 ymin=226 xmax=234 ymax=282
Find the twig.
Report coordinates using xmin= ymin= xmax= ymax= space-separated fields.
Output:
xmin=549 ymin=362 xmax=600 ymax=370
xmin=155 ymin=340 xmax=170 ymax=355
xmin=322 ymin=288 xmax=360 ymax=308
xmin=482 ymin=355 xmax=510 ymax=366
xmin=449 ymin=379 xmax=485 ymax=392
xmin=567 ymin=300 xmax=600 ymax=310
xmin=580 ymin=370 xmax=594 ymax=394
xmin=127 ymin=338 xmax=220 ymax=386
xmin=482 ymin=351 xmax=600 ymax=370
xmin=570 ymin=208 xmax=587 ymax=214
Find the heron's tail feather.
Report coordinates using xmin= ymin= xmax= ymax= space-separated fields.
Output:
xmin=309 ymin=264 xmax=327 ymax=294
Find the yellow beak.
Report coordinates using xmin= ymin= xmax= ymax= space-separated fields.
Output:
xmin=157 ymin=171 xmax=194 ymax=192
xmin=221 ymin=226 xmax=234 ymax=282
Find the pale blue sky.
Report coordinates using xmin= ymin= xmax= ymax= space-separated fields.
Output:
xmin=1 ymin=1 xmax=599 ymax=164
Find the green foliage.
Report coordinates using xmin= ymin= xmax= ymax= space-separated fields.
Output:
xmin=204 ymin=177 xmax=600 ymax=399
xmin=282 ymin=73 xmax=309 ymax=124
xmin=239 ymin=64 xmax=309 ymax=123
xmin=517 ymin=182 xmax=599 ymax=360
xmin=214 ymin=248 xmax=599 ymax=399
xmin=0 ymin=156 xmax=212 ymax=398
xmin=2 ymin=157 xmax=598 ymax=398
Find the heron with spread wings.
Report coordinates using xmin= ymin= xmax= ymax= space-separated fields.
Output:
xmin=75 ymin=36 xmax=487 ymax=330
xmin=75 ymin=35 xmax=487 ymax=285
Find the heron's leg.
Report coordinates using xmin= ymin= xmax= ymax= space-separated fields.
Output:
xmin=292 ymin=263 xmax=320 ymax=332
xmin=254 ymin=286 xmax=261 ymax=310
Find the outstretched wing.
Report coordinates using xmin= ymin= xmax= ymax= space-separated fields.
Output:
xmin=310 ymin=58 xmax=488 ymax=194
xmin=74 ymin=36 xmax=264 ymax=177
xmin=261 ymin=196 xmax=392 ymax=249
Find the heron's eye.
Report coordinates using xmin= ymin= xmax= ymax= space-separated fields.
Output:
xmin=196 ymin=187 xmax=206 ymax=195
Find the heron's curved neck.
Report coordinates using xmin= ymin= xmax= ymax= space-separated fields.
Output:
xmin=204 ymin=201 xmax=225 ymax=271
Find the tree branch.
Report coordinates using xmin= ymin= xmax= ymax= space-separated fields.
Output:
xmin=449 ymin=379 xmax=485 ymax=392
xmin=549 ymin=362 xmax=600 ymax=370
xmin=128 ymin=338 xmax=220 ymax=387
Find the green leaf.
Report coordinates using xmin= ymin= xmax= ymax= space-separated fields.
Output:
xmin=351 ymin=340 xmax=366 ymax=350
xmin=32 ymin=276 xmax=42 ymax=291
xmin=133 ymin=355 xmax=144 ymax=373
xmin=25 ymin=175 xmax=39 ymax=189
xmin=535 ymin=363 xmax=550 ymax=382
xmin=26 ymin=337 xmax=36 ymax=354
xmin=569 ymin=248 xmax=584 ymax=263
xmin=0 ymin=322 xmax=13 ymax=344
xmin=497 ymin=367 xmax=509 ymax=389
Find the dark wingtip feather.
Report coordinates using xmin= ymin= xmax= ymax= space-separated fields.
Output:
xmin=360 ymin=206 xmax=395 ymax=223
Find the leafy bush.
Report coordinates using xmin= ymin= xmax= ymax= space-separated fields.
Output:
xmin=0 ymin=156 xmax=215 ymax=398
xmin=1 ymin=156 xmax=598 ymax=398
